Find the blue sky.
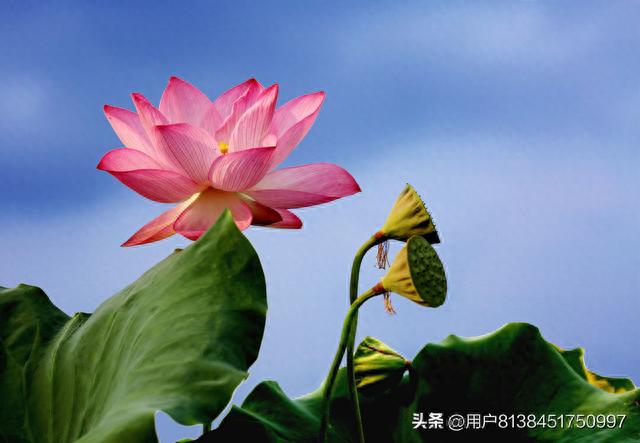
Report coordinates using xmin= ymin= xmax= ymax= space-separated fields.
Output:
xmin=1 ymin=1 xmax=639 ymax=441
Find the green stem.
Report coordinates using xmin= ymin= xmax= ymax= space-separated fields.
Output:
xmin=345 ymin=235 xmax=380 ymax=443
xmin=319 ymin=288 xmax=381 ymax=443
xmin=349 ymin=235 xmax=380 ymax=304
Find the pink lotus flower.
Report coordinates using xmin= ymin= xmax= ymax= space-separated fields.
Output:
xmin=98 ymin=77 xmax=360 ymax=246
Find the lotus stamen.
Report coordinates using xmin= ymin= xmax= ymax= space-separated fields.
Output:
xmin=383 ymin=293 xmax=396 ymax=314
xmin=376 ymin=241 xmax=390 ymax=269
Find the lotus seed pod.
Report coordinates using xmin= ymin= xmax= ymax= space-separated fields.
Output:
xmin=380 ymin=235 xmax=447 ymax=307
xmin=379 ymin=184 xmax=440 ymax=244
xmin=354 ymin=336 xmax=409 ymax=394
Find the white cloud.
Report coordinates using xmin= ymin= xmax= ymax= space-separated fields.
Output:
xmin=0 ymin=75 xmax=48 ymax=131
xmin=336 ymin=3 xmax=603 ymax=70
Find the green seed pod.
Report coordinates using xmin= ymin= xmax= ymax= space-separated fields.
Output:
xmin=380 ymin=235 xmax=447 ymax=308
xmin=379 ymin=184 xmax=440 ymax=244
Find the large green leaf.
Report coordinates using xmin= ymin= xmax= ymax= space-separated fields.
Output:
xmin=557 ymin=346 xmax=636 ymax=394
xmin=205 ymin=323 xmax=639 ymax=442
xmin=0 ymin=211 xmax=267 ymax=443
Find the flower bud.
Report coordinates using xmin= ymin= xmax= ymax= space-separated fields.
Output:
xmin=354 ymin=336 xmax=409 ymax=394
xmin=380 ymin=235 xmax=446 ymax=308
xmin=379 ymin=184 xmax=440 ymax=244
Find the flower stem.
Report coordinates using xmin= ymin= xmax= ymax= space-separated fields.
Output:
xmin=319 ymin=287 xmax=381 ymax=443
xmin=345 ymin=235 xmax=381 ymax=443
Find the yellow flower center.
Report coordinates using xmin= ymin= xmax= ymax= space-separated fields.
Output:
xmin=218 ymin=141 xmax=229 ymax=155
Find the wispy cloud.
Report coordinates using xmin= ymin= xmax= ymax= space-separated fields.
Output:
xmin=336 ymin=3 xmax=608 ymax=70
xmin=0 ymin=75 xmax=49 ymax=136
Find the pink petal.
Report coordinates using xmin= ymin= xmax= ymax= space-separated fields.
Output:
xmin=247 ymin=189 xmax=332 ymax=209
xmin=122 ymin=196 xmax=196 ymax=247
xmin=271 ymin=91 xmax=325 ymax=136
xmin=246 ymin=163 xmax=360 ymax=208
xmin=131 ymin=93 xmax=168 ymax=133
xmin=238 ymin=79 xmax=265 ymax=110
xmin=268 ymin=209 xmax=303 ymax=229
xmin=154 ymin=123 xmax=218 ymax=184
xmin=159 ymin=76 xmax=213 ymax=126
xmin=98 ymin=148 xmax=201 ymax=203
xmin=103 ymin=105 xmax=154 ymax=156
xmin=228 ymin=84 xmax=279 ymax=152
xmin=239 ymin=196 xmax=283 ymax=226
xmin=208 ymin=147 xmax=276 ymax=192
xmin=200 ymin=104 xmax=223 ymax=135
xmin=270 ymin=92 xmax=325 ymax=167
xmin=214 ymin=81 xmax=266 ymax=147
xmin=97 ymin=147 xmax=161 ymax=170
xmin=213 ymin=78 xmax=264 ymax=121
xmin=131 ymin=93 xmax=171 ymax=164
xmin=174 ymin=189 xmax=252 ymax=240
